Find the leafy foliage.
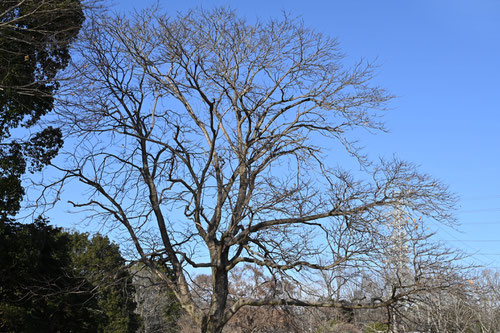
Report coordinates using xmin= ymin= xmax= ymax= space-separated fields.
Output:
xmin=0 ymin=218 xmax=100 ymax=332
xmin=0 ymin=219 xmax=139 ymax=332
xmin=0 ymin=0 xmax=83 ymax=221
xmin=363 ymin=322 xmax=388 ymax=333
xmin=70 ymin=232 xmax=141 ymax=333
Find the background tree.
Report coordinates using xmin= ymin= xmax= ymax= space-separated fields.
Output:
xmin=404 ymin=270 xmax=500 ymax=333
xmin=0 ymin=219 xmax=139 ymax=332
xmin=133 ymin=263 xmax=183 ymax=333
xmin=0 ymin=219 xmax=100 ymax=332
xmin=70 ymin=232 xmax=141 ymax=333
xmin=224 ymin=265 xmax=309 ymax=333
xmin=0 ymin=0 xmax=84 ymax=222
xmin=51 ymin=7 xmax=460 ymax=333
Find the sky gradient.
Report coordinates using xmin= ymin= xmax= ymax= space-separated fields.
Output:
xmin=44 ymin=0 xmax=500 ymax=268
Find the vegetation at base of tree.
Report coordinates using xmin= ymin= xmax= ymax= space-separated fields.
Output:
xmin=0 ymin=218 xmax=140 ymax=332
xmin=0 ymin=0 xmax=84 ymax=222
xmin=363 ymin=322 xmax=388 ymax=333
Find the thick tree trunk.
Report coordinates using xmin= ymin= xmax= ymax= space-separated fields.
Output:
xmin=206 ymin=250 xmax=229 ymax=333
xmin=199 ymin=249 xmax=230 ymax=333
xmin=199 ymin=272 xmax=228 ymax=332
xmin=201 ymin=320 xmax=224 ymax=333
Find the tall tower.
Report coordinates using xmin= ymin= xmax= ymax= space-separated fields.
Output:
xmin=387 ymin=207 xmax=410 ymax=280
xmin=385 ymin=206 xmax=412 ymax=333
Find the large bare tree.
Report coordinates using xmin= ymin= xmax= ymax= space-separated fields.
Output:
xmin=46 ymin=7 xmax=460 ymax=333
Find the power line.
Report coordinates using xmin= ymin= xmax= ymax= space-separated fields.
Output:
xmin=460 ymin=195 xmax=500 ymax=201
xmin=458 ymin=208 xmax=500 ymax=213
xmin=460 ymin=221 xmax=500 ymax=225
xmin=443 ymin=240 xmax=500 ymax=242
xmin=433 ymin=224 xmax=497 ymax=267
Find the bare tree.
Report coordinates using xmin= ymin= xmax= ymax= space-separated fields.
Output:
xmin=46 ymin=7 xmax=460 ymax=333
xmin=132 ymin=264 xmax=182 ymax=333
xmin=407 ymin=270 xmax=500 ymax=333
xmin=474 ymin=270 xmax=500 ymax=332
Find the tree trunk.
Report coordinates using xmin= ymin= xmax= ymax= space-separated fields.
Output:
xmin=200 ymin=251 xmax=229 ymax=333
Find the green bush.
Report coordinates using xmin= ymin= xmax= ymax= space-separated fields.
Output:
xmin=364 ymin=322 xmax=388 ymax=333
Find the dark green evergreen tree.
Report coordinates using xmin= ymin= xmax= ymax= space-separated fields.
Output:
xmin=0 ymin=218 xmax=101 ymax=332
xmin=0 ymin=220 xmax=140 ymax=332
xmin=70 ymin=233 xmax=141 ymax=333
xmin=0 ymin=0 xmax=84 ymax=222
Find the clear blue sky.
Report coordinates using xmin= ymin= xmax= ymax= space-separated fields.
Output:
xmin=50 ymin=0 xmax=500 ymax=267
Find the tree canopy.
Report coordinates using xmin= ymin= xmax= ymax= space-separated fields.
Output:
xmin=0 ymin=219 xmax=139 ymax=332
xmin=0 ymin=0 xmax=84 ymax=222
xmin=48 ymin=7 xmax=463 ymax=333
xmin=70 ymin=232 xmax=141 ymax=333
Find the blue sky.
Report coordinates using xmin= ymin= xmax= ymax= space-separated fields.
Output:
xmin=113 ymin=0 xmax=500 ymax=267
xmin=46 ymin=0 xmax=500 ymax=267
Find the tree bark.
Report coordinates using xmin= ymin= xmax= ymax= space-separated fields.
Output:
xmin=200 ymin=249 xmax=229 ymax=333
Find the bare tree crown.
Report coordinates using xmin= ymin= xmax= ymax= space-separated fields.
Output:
xmin=51 ymin=7 xmax=458 ymax=333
